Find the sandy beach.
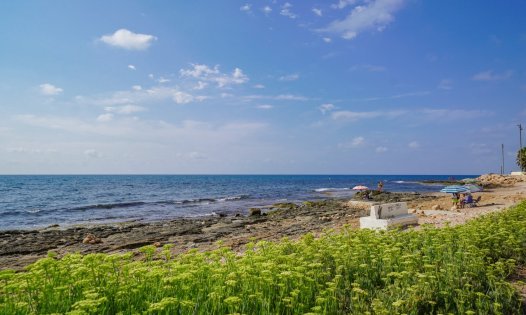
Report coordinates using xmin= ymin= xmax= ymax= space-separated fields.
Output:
xmin=1 ymin=174 xmax=525 ymax=272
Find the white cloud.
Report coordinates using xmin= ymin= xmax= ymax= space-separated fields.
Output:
xmin=240 ymin=3 xmax=251 ymax=12
xmin=257 ymin=104 xmax=274 ymax=110
xmin=77 ymin=86 xmax=204 ymax=107
xmin=321 ymin=0 xmax=406 ymax=40
xmin=438 ymin=79 xmax=453 ymax=90
xmin=104 ymin=105 xmax=146 ymax=114
xmin=194 ymin=81 xmax=208 ymax=90
xmin=375 ymin=146 xmax=388 ymax=153
xmin=332 ymin=110 xmax=405 ymax=121
xmin=97 ymin=113 xmax=114 ymax=122
xmin=173 ymin=91 xmax=195 ymax=104
xmin=188 ymin=151 xmax=207 ymax=160
xmin=128 ymin=64 xmax=136 ymax=70
xmin=84 ymin=149 xmax=103 ymax=158
xmin=132 ymin=85 xmax=142 ymax=91
xmin=280 ymin=2 xmax=297 ymax=19
xmin=253 ymin=84 xmax=265 ymax=89
xmin=244 ymin=94 xmax=309 ymax=101
xmin=99 ymin=29 xmax=157 ymax=50
xmin=279 ymin=74 xmax=299 ymax=81
xmin=331 ymin=0 xmax=358 ymax=10
xmin=319 ymin=103 xmax=335 ymax=114
xmin=262 ymin=6 xmax=272 ymax=14
xmin=408 ymin=141 xmax=420 ymax=149
xmin=312 ymin=8 xmax=323 ymax=16
xmin=323 ymin=37 xmax=332 ymax=43
xmin=39 ymin=83 xmax=63 ymax=96
xmin=338 ymin=136 xmax=365 ymax=149
xmin=180 ymin=64 xmax=248 ymax=87
xmin=157 ymin=77 xmax=171 ymax=84
xmin=421 ymin=109 xmax=492 ymax=120
xmin=472 ymin=70 xmax=513 ymax=81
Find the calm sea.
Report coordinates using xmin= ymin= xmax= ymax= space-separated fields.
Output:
xmin=0 ymin=175 xmax=476 ymax=230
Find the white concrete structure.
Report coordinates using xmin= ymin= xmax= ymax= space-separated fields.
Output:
xmin=511 ymin=171 xmax=525 ymax=176
xmin=360 ymin=202 xmax=418 ymax=230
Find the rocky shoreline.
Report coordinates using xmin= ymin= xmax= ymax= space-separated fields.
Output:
xmin=1 ymin=174 xmax=525 ymax=271
xmin=0 ymin=192 xmax=434 ymax=271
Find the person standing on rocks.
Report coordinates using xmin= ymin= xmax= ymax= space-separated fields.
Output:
xmin=377 ymin=181 xmax=384 ymax=192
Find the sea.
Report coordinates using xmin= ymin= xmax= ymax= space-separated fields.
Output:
xmin=0 ymin=175 xmax=477 ymax=231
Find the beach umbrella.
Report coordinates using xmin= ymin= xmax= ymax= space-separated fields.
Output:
xmin=352 ymin=185 xmax=369 ymax=191
xmin=440 ymin=185 xmax=469 ymax=193
xmin=463 ymin=184 xmax=482 ymax=193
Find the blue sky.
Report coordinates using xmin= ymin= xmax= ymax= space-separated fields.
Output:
xmin=1 ymin=0 xmax=525 ymax=175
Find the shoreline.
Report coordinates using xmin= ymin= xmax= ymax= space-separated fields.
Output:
xmin=1 ymin=176 xmax=525 ymax=271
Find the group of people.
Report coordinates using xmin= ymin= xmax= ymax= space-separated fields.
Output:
xmin=452 ymin=192 xmax=474 ymax=209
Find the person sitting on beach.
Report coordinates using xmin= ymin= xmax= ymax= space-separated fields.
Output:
xmin=458 ymin=193 xmax=465 ymax=209
xmin=464 ymin=193 xmax=473 ymax=206
xmin=452 ymin=193 xmax=459 ymax=208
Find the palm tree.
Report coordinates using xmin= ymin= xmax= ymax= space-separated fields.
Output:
xmin=516 ymin=147 xmax=526 ymax=172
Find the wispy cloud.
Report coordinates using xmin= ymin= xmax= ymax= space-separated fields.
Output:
xmin=96 ymin=113 xmax=114 ymax=122
xmin=338 ymin=136 xmax=365 ymax=149
xmin=312 ymin=8 xmax=323 ymax=16
xmin=472 ymin=70 xmax=513 ymax=81
xmin=332 ymin=110 xmax=405 ymax=121
xmin=99 ymin=29 xmax=157 ymax=50
xmin=408 ymin=141 xmax=420 ymax=149
xmin=104 ymin=105 xmax=146 ymax=114
xmin=280 ymin=2 xmax=297 ymax=19
xmin=128 ymin=64 xmax=136 ymax=70
xmin=245 ymin=94 xmax=309 ymax=101
xmin=240 ymin=3 xmax=251 ymax=12
xmin=331 ymin=0 xmax=359 ymax=10
xmin=39 ymin=83 xmax=63 ymax=96
xmin=357 ymin=91 xmax=430 ymax=102
xmin=257 ymin=104 xmax=273 ymax=110
xmin=262 ymin=6 xmax=272 ymax=14
xmin=279 ymin=74 xmax=299 ymax=81
xmin=319 ymin=103 xmax=335 ymax=114
xmin=321 ymin=0 xmax=406 ymax=40
xmin=180 ymin=64 xmax=249 ymax=87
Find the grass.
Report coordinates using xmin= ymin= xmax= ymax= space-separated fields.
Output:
xmin=1 ymin=201 xmax=526 ymax=314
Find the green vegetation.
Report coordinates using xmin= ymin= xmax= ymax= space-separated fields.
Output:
xmin=2 ymin=202 xmax=526 ymax=314
xmin=517 ymin=147 xmax=526 ymax=172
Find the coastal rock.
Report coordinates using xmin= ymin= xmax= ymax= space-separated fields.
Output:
xmin=431 ymin=204 xmax=442 ymax=210
xmin=153 ymin=242 xmax=161 ymax=247
xmin=249 ymin=208 xmax=261 ymax=216
xmin=82 ymin=233 xmax=102 ymax=244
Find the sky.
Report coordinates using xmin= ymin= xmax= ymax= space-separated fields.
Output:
xmin=0 ymin=0 xmax=525 ymax=175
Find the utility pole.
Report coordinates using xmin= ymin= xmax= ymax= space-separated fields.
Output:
xmin=500 ymin=143 xmax=504 ymax=175
xmin=519 ymin=124 xmax=524 ymax=172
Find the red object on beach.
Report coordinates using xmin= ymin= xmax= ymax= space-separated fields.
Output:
xmin=352 ymin=185 xmax=369 ymax=191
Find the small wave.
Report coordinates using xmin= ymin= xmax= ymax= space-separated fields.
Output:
xmin=394 ymin=181 xmax=405 ymax=184
xmin=71 ymin=201 xmax=146 ymax=211
xmin=25 ymin=208 xmax=41 ymax=214
xmin=314 ymin=188 xmax=350 ymax=192
xmin=217 ymin=195 xmax=249 ymax=202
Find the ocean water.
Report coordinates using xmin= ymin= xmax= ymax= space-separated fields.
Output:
xmin=0 ymin=175 xmax=476 ymax=230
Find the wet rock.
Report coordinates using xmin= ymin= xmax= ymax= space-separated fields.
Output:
xmin=249 ymin=208 xmax=261 ymax=216
xmin=82 ymin=233 xmax=102 ymax=244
